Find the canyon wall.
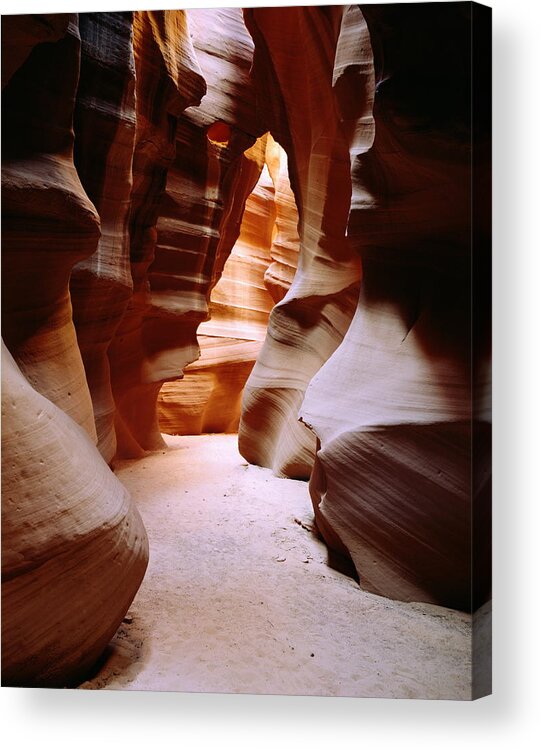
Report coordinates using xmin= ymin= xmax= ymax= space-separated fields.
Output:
xmin=110 ymin=7 xmax=265 ymax=457
xmin=158 ymin=135 xmax=300 ymax=435
xmin=1 ymin=8 xmax=268 ymax=685
xmin=239 ymin=4 xmax=491 ymax=610
xmin=70 ymin=11 xmax=138 ymax=463
xmin=2 ymin=14 xmax=100 ymax=439
xmin=1 ymin=14 xmax=148 ymax=686
xmin=2 ymin=5 xmax=491 ymax=692
xmin=239 ymin=5 xmax=366 ymax=479
xmin=1 ymin=344 xmax=148 ymax=687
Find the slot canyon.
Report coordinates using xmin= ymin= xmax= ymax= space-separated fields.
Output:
xmin=1 ymin=4 xmax=491 ymax=699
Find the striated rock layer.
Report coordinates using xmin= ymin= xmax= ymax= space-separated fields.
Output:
xmin=1 ymin=343 xmax=148 ymax=687
xmin=0 ymin=11 xmax=149 ymax=688
xmin=70 ymin=11 xmax=137 ymax=463
xmin=158 ymin=136 xmax=299 ymax=436
xmin=108 ymin=9 xmax=206 ymax=457
xmin=262 ymin=137 xmax=300 ymax=304
xmin=1 ymin=11 xmax=491 ymax=703
xmin=110 ymin=7 xmax=265 ymax=456
xmin=301 ymin=3 xmax=491 ymax=611
xmin=239 ymin=5 xmax=369 ymax=478
xmin=240 ymin=4 xmax=491 ymax=610
xmin=1 ymin=14 xmax=99 ymax=439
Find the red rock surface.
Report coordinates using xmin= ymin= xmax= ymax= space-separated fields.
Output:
xmin=240 ymin=4 xmax=491 ymax=610
xmin=70 ymin=12 xmax=137 ymax=464
xmin=2 ymin=15 xmax=99 ymax=438
xmin=1 ymin=7 xmax=490 ymax=692
xmin=301 ymin=3 xmax=491 ymax=611
xmin=157 ymin=135 xmax=299 ymax=435
xmin=107 ymin=10 xmax=206 ymax=457
xmin=110 ymin=7 xmax=265 ymax=457
xmin=1 ymin=342 xmax=148 ymax=687
xmin=239 ymin=5 xmax=367 ymax=478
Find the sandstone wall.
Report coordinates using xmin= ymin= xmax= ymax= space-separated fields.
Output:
xmin=0 ymin=9 xmax=274 ymax=685
xmin=158 ymin=135 xmax=300 ymax=435
xmin=1 ymin=12 xmax=152 ymax=686
xmin=1 ymin=9 xmax=491 ymax=694
xmin=238 ymin=5 xmax=367 ymax=479
xmin=110 ymin=7 xmax=265 ymax=457
xmin=239 ymin=4 xmax=491 ymax=610
xmin=2 ymin=15 xmax=100 ymax=438
xmin=70 ymin=12 xmax=137 ymax=464
xmin=300 ymin=3 xmax=491 ymax=611
xmin=1 ymin=343 xmax=148 ymax=687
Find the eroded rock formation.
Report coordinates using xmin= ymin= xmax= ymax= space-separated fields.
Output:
xmin=70 ymin=12 xmax=137 ymax=464
xmin=1 ymin=343 xmax=148 ymax=687
xmin=158 ymin=135 xmax=300 ymax=435
xmin=240 ymin=4 xmax=491 ymax=610
xmin=0 ymin=8 xmax=273 ymax=686
xmin=238 ymin=5 xmax=366 ymax=479
xmin=2 ymin=6 xmax=491 ymax=692
xmin=110 ymin=7 xmax=264 ymax=456
xmin=2 ymin=14 xmax=99 ymax=438
xmin=301 ymin=3 xmax=491 ymax=611
xmin=106 ymin=9 xmax=206 ymax=458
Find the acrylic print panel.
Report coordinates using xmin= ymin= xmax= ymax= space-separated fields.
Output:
xmin=1 ymin=1 xmax=492 ymax=699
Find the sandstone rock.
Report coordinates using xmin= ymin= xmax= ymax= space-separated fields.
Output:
xmin=111 ymin=7 xmax=263 ymax=456
xmin=1 ymin=342 xmax=148 ymax=687
xmin=238 ymin=4 xmax=490 ymax=610
xmin=1 ymin=13 xmax=70 ymax=89
xmin=263 ymin=137 xmax=300 ymax=304
xmin=70 ymin=12 xmax=137 ymax=464
xmin=239 ymin=5 xmax=366 ymax=478
xmin=108 ymin=10 xmax=206 ymax=458
xmin=158 ymin=138 xmax=285 ymax=436
xmin=299 ymin=3 xmax=491 ymax=610
xmin=1 ymin=15 xmax=99 ymax=439
xmin=159 ymin=337 xmax=263 ymax=435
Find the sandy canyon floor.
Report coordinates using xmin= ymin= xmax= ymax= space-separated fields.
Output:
xmin=80 ymin=434 xmax=471 ymax=698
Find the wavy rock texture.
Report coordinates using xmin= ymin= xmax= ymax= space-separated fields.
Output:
xmin=1 ymin=343 xmax=148 ymax=687
xmin=107 ymin=10 xmax=206 ymax=458
xmin=1 ymin=15 xmax=99 ymax=439
xmin=70 ymin=12 xmax=137 ymax=464
xmin=239 ymin=5 xmax=369 ymax=478
xmin=1 ymin=10 xmax=490 ymax=702
xmin=158 ymin=136 xmax=299 ymax=435
xmin=299 ymin=3 xmax=491 ymax=610
xmin=110 ymin=7 xmax=264 ymax=457
xmin=263 ymin=137 xmax=300 ymax=304
xmin=0 ymin=12 xmax=150 ymax=688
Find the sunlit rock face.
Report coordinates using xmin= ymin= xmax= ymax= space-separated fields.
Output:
xmin=107 ymin=10 xmax=206 ymax=458
xmin=240 ymin=4 xmax=490 ymax=610
xmin=157 ymin=135 xmax=300 ymax=436
xmin=70 ymin=12 xmax=137 ymax=464
xmin=263 ymin=136 xmax=300 ymax=304
xmin=1 ymin=15 xmax=99 ymax=439
xmin=1 ymin=343 xmax=148 ymax=687
xmin=0 ymin=14 xmax=149 ymax=688
xmin=239 ymin=5 xmax=369 ymax=479
xmin=301 ymin=3 xmax=491 ymax=611
xmin=108 ymin=7 xmax=267 ymax=457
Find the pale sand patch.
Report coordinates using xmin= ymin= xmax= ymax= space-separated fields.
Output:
xmin=80 ymin=433 xmax=471 ymax=699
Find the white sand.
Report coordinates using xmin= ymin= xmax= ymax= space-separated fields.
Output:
xmin=80 ymin=433 xmax=471 ymax=698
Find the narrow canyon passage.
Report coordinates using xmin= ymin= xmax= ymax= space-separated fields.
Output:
xmin=80 ymin=433 xmax=470 ymax=699
xmin=2 ymin=5 xmax=491 ymax=696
